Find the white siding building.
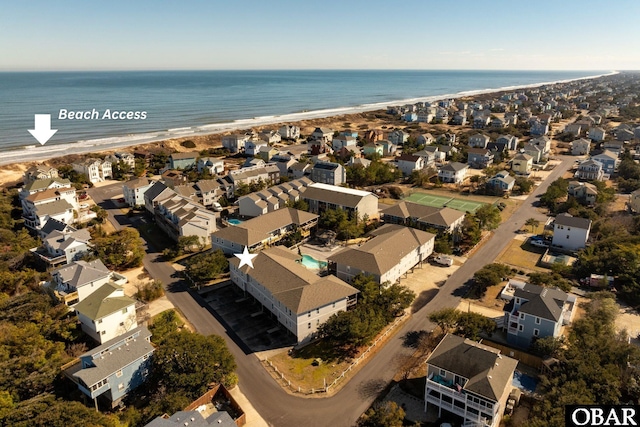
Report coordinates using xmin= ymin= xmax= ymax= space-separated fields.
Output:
xmin=123 ymin=177 xmax=153 ymax=207
xmin=230 ymin=246 xmax=358 ymax=343
xmin=551 ymin=213 xmax=591 ymax=251
xmin=328 ymin=224 xmax=435 ymax=285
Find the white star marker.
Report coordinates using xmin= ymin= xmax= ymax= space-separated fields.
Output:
xmin=234 ymin=246 xmax=258 ymax=269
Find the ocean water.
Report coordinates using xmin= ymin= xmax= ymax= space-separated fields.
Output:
xmin=0 ymin=70 xmax=607 ymax=151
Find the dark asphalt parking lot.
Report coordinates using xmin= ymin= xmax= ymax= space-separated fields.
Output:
xmin=202 ymin=283 xmax=296 ymax=353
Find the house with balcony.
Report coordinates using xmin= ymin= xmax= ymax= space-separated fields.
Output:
xmin=230 ymin=246 xmax=358 ymax=344
xmin=72 ymin=158 xmax=113 ymax=183
xmin=328 ymin=224 xmax=435 ymax=285
xmin=567 ymin=181 xmax=598 ymax=206
xmin=310 ymin=161 xmax=345 ymax=185
xmin=23 ymin=164 xmax=59 ymax=184
xmin=74 ymin=282 xmax=138 ymax=344
xmin=551 ymin=213 xmax=591 ymax=251
xmin=467 ymin=148 xmax=494 ymax=169
xmin=31 ymin=226 xmax=91 ymax=268
xmin=106 ymin=152 xmax=135 ymax=169
xmin=222 ymin=134 xmax=249 ymax=153
xmin=154 ymin=193 xmax=217 ymax=245
xmin=123 ymin=177 xmax=153 ymax=207
xmin=591 ymin=150 xmax=619 ymax=176
xmin=571 ymin=138 xmax=591 ymax=156
xmin=575 ymin=159 xmax=605 ymax=181
xmin=22 ymin=187 xmax=77 ymax=231
xmin=19 ymin=177 xmax=72 ymax=201
xmin=311 ymin=127 xmax=334 ymax=143
xmin=438 ymin=162 xmax=469 ymax=184
xmin=279 ymin=125 xmax=300 ymax=140
xmin=72 ymin=326 xmax=154 ymax=408
xmin=388 ymin=129 xmax=409 ymax=146
xmin=486 ymin=171 xmax=515 ymax=194
xmin=530 ymin=136 xmax=551 ymax=156
xmin=468 ymin=134 xmax=490 ymax=149
xmin=302 ymin=183 xmax=379 ymax=220
xmin=424 ymin=334 xmax=518 ymax=427
xmin=197 ymin=157 xmax=225 ymax=175
xmin=381 ymin=201 xmax=465 ymax=233
xmin=510 ymin=153 xmax=533 ymax=176
xmin=50 ymin=259 xmax=127 ymax=306
xmin=503 ymin=281 xmax=576 ymax=348
xmin=396 ymin=154 xmax=425 ymax=176
xmin=211 ymin=208 xmax=318 ymax=255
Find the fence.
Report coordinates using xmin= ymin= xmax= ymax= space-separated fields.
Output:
xmin=263 ymin=314 xmax=406 ymax=395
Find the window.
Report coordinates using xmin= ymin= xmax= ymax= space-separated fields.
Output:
xmin=118 ymin=383 xmax=124 ymax=391
xmin=533 ymin=328 xmax=539 ymax=337
xmin=567 ymin=235 xmax=570 ymax=239
xmin=518 ymin=324 xmax=524 ymax=332
xmin=101 ymin=330 xmax=106 ymax=335
xmin=122 ymin=308 xmax=128 ymax=314
xmin=308 ymin=312 xmax=311 ymax=318
xmin=439 ymin=368 xmax=446 ymax=377
xmin=116 ymin=370 xmax=123 ymax=378
xmin=308 ymin=323 xmax=311 ymax=329
xmin=119 ymin=322 xmax=125 ymax=327
xmin=535 ymin=317 xmax=541 ymax=325
xmin=519 ymin=312 xmax=524 ymax=319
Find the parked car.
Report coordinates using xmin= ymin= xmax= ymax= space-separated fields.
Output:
xmin=432 ymin=254 xmax=454 ymax=266
xmin=530 ymin=238 xmax=549 ymax=248
xmin=212 ymin=202 xmax=223 ymax=212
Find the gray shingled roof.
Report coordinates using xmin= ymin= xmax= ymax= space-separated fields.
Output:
xmin=23 ymin=178 xmax=71 ymax=192
xmin=230 ymin=246 xmax=358 ymax=314
xmin=440 ymin=162 xmax=468 ymax=172
xmin=554 ymin=213 xmax=591 ymax=230
xmin=427 ymin=334 xmax=518 ymax=401
xmin=34 ymin=199 xmax=74 ymax=217
xmin=145 ymin=411 xmax=236 ymax=427
xmin=74 ymin=326 xmax=154 ymax=386
xmin=514 ymin=283 xmax=568 ymax=321
xmin=170 ymin=151 xmax=198 ymax=160
xmin=327 ymin=224 xmax=435 ymax=276
xmin=124 ymin=177 xmax=150 ymax=189
xmin=53 ymin=259 xmax=111 ymax=289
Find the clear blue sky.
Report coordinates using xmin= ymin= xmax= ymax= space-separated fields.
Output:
xmin=2 ymin=0 xmax=639 ymax=71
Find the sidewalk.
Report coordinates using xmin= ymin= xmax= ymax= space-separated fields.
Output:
xmin=228 ymin=384 xmax=269 ymax=427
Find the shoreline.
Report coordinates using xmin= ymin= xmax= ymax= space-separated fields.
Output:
xmin=1 ymin=70 xmax=617 ymax=168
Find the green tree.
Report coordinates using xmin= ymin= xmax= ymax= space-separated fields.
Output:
xmin=184 ymin=249 xmax=229 ymax=284
xmin=88 ymin=227 xmax=145 ymax=270
xmin=357 ymin=401 xmax=405 ymax=427
xmin=515 ymin=177 xmax=534 ymax=194
xmin=472 ymin=263 xmax=512 ymax=295
xmin=177 ymin=235 xmax=204 ymax=254
xmin=540 ymin=178 xmax=568 ymax=212
xmin=525 ymin=217 xmax=540 ymax=233
xmin=152 ymin=331 xmax=236 ymax=398
xmin=285 ymin=198 xmax=309 ymax=211
xmin=429 ymin=307 xmax=460 ymax=334
xmin=456 ymin=311 xmax=496 ymax=339
xmin=473 ymin=204 xmax=501 ymax=230
xmin=89 ymin=205 xmax=108 ymax=223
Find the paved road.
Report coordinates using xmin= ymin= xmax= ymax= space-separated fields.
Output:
xmin=91 ymin=157 xmax=573 ymax=427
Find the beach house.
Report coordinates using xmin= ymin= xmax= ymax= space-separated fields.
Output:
xmin=123 ymin=177 xmax=153 ymax=207
xmin=196 ymin=157 xmax=225 ymax=175
xmin=74 ymin=282 xmax=138 ymax=344
xmin=467 ymin=148 xmax=494 ymax=169
xmin=468 ymin=134 xmax=490 ymax=149
xmin=522 ymin=143 xmax=544 ymax=164
xmin=503 ymin=281 xmax=575 ymax=348
xmin=211 ymin=208 xmax=318 ymax=255
xmin=510 ymin=153 xmax=533 ymax=175
xmin=72 ymin=158 xmax=113 ymax=183
xmin=567 ymin=181 xmax=598 ymax=205
xmin=588 ymin=126 xmax=606 ymax=142
xmin=388 ymin=129 xmax=409 ymax=146
xmin=438 ymin=162 xmax=469 ymax=184
xmin=30 ymin=226 xmax=91 ymax=268
xmin=105 ymin=152 xmax=136 ymax=169
xmin=302 ymin=183 xmax=379 ymax=220
xmin=237 ymin=177 xmax=312 ymax=217
xmin=575 ymin=159 xmax=605 ymax=181
xmin=311 ymin=127 xmax=334 ymax=143
xmin=496 ymin=135 xmax=519 ymax=151
xmin=23 ymin=165 xmax=59 ymax=184
xmin=424 ymin=334 xmax=518 ymax=427
xmin=571 ymin=138 xmax=591 ymax=156
xmin=153 ymin=193 xmax=217 ymax=245
xmin=591 ymin=150 xmax=619 ymax=175
xmin=22 ymin=187 xmax=77 ymax=231
xmin=279 ymin=125 xmax=300 ymax=140
xmin=486 ymin=170 xmax=515 ymax=194
xmin=72 ymin=326 xmax=154 ymax=408
xmin=230 ymin=246 xmax=358 ymax=344
xmin=396 ymin=154 xmax=425 ymax=176
xmin=328 ymin=224 xmax=435 ymax=285
xmin=310 ymin=161 xmax=346 ymax=185
xmin=51 ymin=259 xmax=127 ymax=305
xmin=551 ymin=213 xmax=591 ymax=251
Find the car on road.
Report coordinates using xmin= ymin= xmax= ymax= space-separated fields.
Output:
xmin=529 ymin=238 xmax=549 ymax=248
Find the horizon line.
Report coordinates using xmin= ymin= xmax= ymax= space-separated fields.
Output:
xmin=0 ymin=68 xmax=624 ymax=73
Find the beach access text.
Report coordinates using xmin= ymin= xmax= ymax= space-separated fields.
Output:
xmin=58 ymin=109 xmax=147 ymax=120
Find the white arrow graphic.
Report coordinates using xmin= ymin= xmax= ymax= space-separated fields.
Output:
xmin=28 ymin=114 xmax=58 ymax=145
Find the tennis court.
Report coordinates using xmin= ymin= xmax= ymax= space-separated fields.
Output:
xmin=405 ymin=191 xmax=486 ymax=213
xmin=404 ymin=192 xmax=453 ymax=208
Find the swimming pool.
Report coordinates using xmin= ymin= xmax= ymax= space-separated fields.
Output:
xmin=228 ymin=219 xmax=243 ymax=225
xmin=512 ymin=370 xmax=538 ymax=393
xmin=300 ymin=254 xmax=327 ymax=270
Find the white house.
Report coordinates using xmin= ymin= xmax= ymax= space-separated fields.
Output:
xmin=31 ymin=226 xmax=91 ymax=268
xmin=230 ymin=246 xmax=358 ymax=343
xmin=123 ymin=177 xmax=153 ymax=207
xmin=72 ymin=159 xmax=113 ymax=183
xmin=197 ymin=157 xmax=225 ymax=175
xmin=279 ymin=125 xmax=300 ymax=140
xmin=438 ymin=162 xmax=469 ymax=184
xmin=328 ymin=224 xmax=435 ymax=285
xmin=571 ymin=138 xmax=591 ymax=156
xmin=74 ymin=282 xmax=137 ymax=344
xmin=332 ymin=135 xmax=357 ymax=151
xmin=22 ymin=187 xmax=77 ymax=231
xmin=588 ymin=127 xmax=606 ymax=142
xmin=105 ymin=152 xmax=135 ymax=169
xmin=221 ymin=134 xmax=250 ymax=153
xmin=23 ymin=165 xmax=59 ymax=184
xmin=51 ymin=259 xmax=127 ymax=305
xmin=302 ymin=183 xmax=379 ymax=220
xmin=245 ymin=140 xmax=268 ymax=157
xmin=468 ymin=134 xmax=490 ymax=148
xmin=396 ymin=154 xmax=425 ymax=176
xmin=552 ymin=213 xmax=591 ymax=251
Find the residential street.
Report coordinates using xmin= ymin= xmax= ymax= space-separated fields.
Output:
xmin=91 ymin=156 xmax=573 ymax=427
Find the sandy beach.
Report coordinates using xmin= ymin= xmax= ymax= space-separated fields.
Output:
xmin=0 ymin=71 xmax=617 ymax=188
